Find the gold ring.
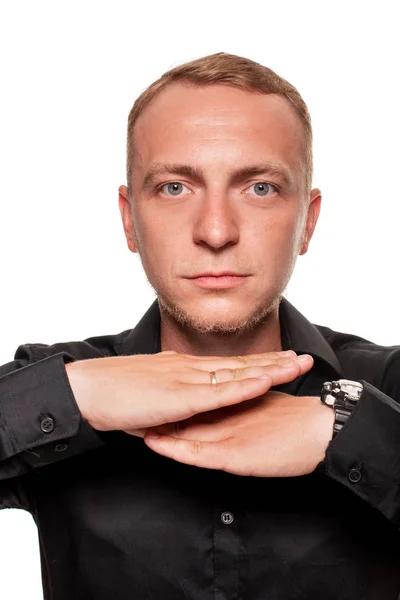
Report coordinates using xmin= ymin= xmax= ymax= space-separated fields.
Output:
xmin=210 ymin=371 xmax=217 ymax=385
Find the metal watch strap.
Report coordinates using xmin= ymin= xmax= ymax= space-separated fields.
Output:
xmin=332 ymin=404 xmax=353 ymax=437
xmin=321 ymin=379 xmax=363 ymax=439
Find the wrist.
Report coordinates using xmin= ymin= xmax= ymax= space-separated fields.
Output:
xmin=320 ymin=379 xmax=364 ymax=439
xmin=296 ymin=397 xmax=335 ymax=471
xmin=65 ymin=361 xmax=94 ymax=426
xmin=309 ymin=396 xmax=335 ymax=463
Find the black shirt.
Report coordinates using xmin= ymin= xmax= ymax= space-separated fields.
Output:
xmin=1 ymin=297 xmax=400 ymax=599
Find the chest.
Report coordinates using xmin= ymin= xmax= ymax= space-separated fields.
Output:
xmin=29 ymin=438 xmax=400 ymax=599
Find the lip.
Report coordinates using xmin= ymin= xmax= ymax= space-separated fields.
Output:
xmin=188 ymin=273 xmax=250 ymax=289
xmin=189 ymin=272 xmax=246 ymax=278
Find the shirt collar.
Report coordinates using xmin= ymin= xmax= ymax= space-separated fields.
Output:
xmin=119 ymin=296 xmax=343 ymax=378
xmin=279 ymin=297 xmax=343 ymax=378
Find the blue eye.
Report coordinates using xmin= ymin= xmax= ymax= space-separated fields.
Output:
xmin=250 ymin=182 xmax=276 ymax=196
xmin=158 ymin=181 xmax=277 ymax=198
xmin=161 ymin=182 xmax=187 ymax=196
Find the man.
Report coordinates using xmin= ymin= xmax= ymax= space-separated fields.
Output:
xmin=1 ymin=52 xmax=400 ymax=599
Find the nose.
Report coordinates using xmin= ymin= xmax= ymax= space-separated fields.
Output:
xmin=192 ymin=190 xmax=240 ymax=250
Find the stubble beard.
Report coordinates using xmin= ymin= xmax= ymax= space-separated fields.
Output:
xmin=133 ymin=230 xmax=285 ymax=335
xmin=157 ymin=292 xmax=284 ymax=335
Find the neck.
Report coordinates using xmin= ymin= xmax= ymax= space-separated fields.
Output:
xmin=160 ymin=305 xmax=282 ymax=357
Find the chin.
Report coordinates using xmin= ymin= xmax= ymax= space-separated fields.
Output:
xmin=157 ymin=293 xmax=281 ymax=335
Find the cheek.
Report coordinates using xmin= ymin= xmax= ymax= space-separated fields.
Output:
xmin=133 ymin=210 xmax=183 ymax=276
xmin=257 ymin=211 xmax=302 ymax=257
xmin=133 ymin=210 xmax=166 ymax=253
xmin=135 ymin=205 xmax=186 ymax=245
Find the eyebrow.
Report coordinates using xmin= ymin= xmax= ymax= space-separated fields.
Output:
xmin=141 ymin=161 xmax=295 ymax=191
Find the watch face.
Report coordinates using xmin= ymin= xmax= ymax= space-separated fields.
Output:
xmin=338 ymin=380 xmax=363 ymax=398
xmin=321 ymin=380 xmax=363 ymax=408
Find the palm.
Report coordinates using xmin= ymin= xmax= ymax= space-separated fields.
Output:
xmin=143 ymin=391 xmax=334 ymax=477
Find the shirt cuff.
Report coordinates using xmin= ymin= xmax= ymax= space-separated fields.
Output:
xmin=324 ymin=380 xmax=400 ymax=525
xmin=0 ymin=351 xmax=105 ymax=471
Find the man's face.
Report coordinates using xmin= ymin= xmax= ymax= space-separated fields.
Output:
xmin=119 ymin=83 xmax=321 ymax=334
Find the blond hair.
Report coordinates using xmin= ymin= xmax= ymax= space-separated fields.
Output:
xmin=126 ymin=52 xmax=313 ymax=194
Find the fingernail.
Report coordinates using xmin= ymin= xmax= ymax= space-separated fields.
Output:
xmin=278 ymin=350 xmax=293 ymax=356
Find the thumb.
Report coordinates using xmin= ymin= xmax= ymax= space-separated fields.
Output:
xmin=144 ymin=431 xmax=229 ymax=470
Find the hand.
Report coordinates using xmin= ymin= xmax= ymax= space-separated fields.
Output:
xmin=65 ymin=350 xmax=313 ymax=433
xmin=142 ymin=390 xmax=335 ymax=477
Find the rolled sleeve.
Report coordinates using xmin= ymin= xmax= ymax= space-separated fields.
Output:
xmin=325 ymin=380 xmax=400 ymax=526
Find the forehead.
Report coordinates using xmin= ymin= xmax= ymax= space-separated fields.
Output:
xmin=132 ymin=83 xmax=305 ymax=178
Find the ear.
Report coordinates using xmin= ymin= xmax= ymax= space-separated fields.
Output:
xmin=299 ymin=188 xmax=322 ymax=255
xmin=118 ymin=185 xmax=138 ymax=253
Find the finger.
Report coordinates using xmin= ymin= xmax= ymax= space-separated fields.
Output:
xmin=260 ymin=355 xmax=313 ymax=384
xmin=147 ymin=420 xmax=229 ymax=442
xmin=181 ymin=356 xmax=313 ymax=416
xmin=180 ymin=349 xmax=297 ymax=361
xmin=181 ymin=374 xmax=278 ymax=417
xmin=184 ymin=361 xmax=292 ymax=384
xmin=144 ymin=431 xmax=230 ymax=471
xmin=124 ymin=428 xmax=147 ymax=438
xmin=189 ymin=350 xmax=298 ymax=371
xmin=224 ymin=354 xmax=313 ymax=382
xmin=184 ymin=354 xmax=313 ymax=386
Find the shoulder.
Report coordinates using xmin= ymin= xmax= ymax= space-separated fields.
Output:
xmin=12 ymin=327 xmax=134 ymax=365
xmin=314 ymin=323 xmax=400 ymax=395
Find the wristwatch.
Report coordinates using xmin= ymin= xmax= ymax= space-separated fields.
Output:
xmin=320 ymin=379 xmax=364 ymax=439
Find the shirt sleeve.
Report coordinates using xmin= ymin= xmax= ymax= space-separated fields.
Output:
xmin=0 ymin=344 xmax=106 ymax=491
xmin=323 ymin=379 xmax=400 ymax=527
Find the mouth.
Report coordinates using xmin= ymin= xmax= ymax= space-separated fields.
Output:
xmin=187 ymin=273 xmax=250 ymax=290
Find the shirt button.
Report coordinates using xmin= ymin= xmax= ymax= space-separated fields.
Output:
xmin=221 ymin=511 xmax=234 ymax=525
xmin=40 ymin=417 xmax=55 ymax=433
xmin=348 ymin=468 xmax=362 ymax=483
xmin=54 ymin=443 xmax=68 ymax=452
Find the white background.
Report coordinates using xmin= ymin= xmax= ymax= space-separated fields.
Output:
xmin=0 ymin=1 xmax=399 ymax=597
